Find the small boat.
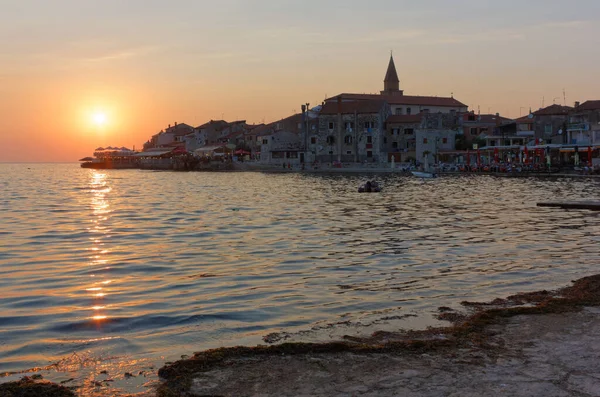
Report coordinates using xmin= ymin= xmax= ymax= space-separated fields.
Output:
xmin=411 ymin=171 xmax=437 ymax=179
xmin=358 ymin=181 xmax=381 ymax=193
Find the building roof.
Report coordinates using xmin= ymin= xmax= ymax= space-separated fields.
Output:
xmin=464 ymin=113 xmax=513 ymax=124
xmin=326 ymin=93 xmax=467 ymax=108
xmin=574 ymin=100 xmax=600 ymax=112
xmin=384 ymin=54 xmax=399 ymax=84
xmin=196 ymin=120 xmax=228 ymax=130
xmin=386 ymin=114 xmax=423 ymax=124
xmin=533 ymin=104 xmax=573 ymax=116
xmin=515 ymin=115 xmax=534 ymax=124
xmin=319 ymin=100 xmax=386 ymax=115
xmin=165 ymin=123 xmax=194 ymax=136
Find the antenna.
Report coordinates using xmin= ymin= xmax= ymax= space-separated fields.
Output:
xmin=563 ymin=89 xmax=566 ymax=106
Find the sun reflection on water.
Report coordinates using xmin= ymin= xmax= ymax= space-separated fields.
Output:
xmin=86 ymin=171 xmax=114 ymax=323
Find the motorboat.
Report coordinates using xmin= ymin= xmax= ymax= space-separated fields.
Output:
xmin=358 ymin=181 xmax=381 ymax=193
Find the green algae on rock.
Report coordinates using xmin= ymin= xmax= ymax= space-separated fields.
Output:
xmin=0 ymin=377 xmax=75 ymax=397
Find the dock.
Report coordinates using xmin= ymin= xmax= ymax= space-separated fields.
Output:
xmin=537 ymin=201 xmax=600 ymax=211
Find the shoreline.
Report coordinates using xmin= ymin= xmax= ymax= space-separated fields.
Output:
xmin=3 ymin=274 xmax=600 ymax=396
xmin=154 ymin=274 xmax=600 ymax=396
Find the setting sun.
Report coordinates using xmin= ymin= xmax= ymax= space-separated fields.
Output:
xmin=92 ymin=112 xmax=107 ymax=126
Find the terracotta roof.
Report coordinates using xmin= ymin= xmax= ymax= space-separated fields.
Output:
xmin=574 ymin=100 xmax=600 ymax=112
xmin=327 ymin=93 xmax=467 ymax=108
xmin=195 ymin=120 xmax=228 ymax=130
xmin=165 ymin=123 xmax=194 ymax=136
xmin=533 ymin=104 xmax=572 ymax=116
xmin=464 ymin=114 xmax=513 ymax=124
xmin=319 ymin=100 xmax=386 ymax=115
xmin=515 ymin=115 xmax=534 ymax=123
xmin=386 ymin=114 xmax=423 ymax=124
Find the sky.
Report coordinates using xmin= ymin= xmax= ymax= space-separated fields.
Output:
xmin=1 ymin=0 xmax=599 ymax=162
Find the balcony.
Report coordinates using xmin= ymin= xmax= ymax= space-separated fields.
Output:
xmin=567 ymin=123 xmax=589 ymax=132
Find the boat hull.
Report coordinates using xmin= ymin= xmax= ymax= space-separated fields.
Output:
xmin=411 ymin=171 xmax=437 ymax=178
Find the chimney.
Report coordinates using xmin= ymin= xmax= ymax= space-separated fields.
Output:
xmin=175 ymin=121 xmax=178 ymax=126
xmin=168 ymin=124 xmax=171 ymax=128
xmin=496 ymin=113 xmax=500 ymax=117
xmin=574 ymin=101 xmax=580 ymax=108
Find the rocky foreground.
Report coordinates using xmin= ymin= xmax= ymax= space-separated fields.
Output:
xmin=3 ymin=275 xmax=600 ymax=397
xmin=156 ymin=274 xmax=600 ymax=397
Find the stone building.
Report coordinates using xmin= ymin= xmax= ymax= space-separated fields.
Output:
xmin=567 ymin=100 xmax=600 ymax=146
xmin=530 ymin=104 xmax=572 ymax=144
xmin=314 ymin=99 xmax=390 ymax=163
xmin=385 ymin=114 xmax=422 ymax=162
xmin=317 ymin=54 xmax=469 ymax=164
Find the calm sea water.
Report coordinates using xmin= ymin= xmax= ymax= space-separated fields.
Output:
xmin=1 ymin=164 xmax=599 ymax=392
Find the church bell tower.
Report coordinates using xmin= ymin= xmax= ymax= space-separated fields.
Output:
xmin=381 ymin=53 xmax=403 ymax=96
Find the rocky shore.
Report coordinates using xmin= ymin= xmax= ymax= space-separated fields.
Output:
xmin=156 ymin=274 xmax=600 ymax=397
xmin=3 ymin=274 xmax=600 ymax=397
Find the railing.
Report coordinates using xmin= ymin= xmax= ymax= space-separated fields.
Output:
xmin=567 ymin=123 xmax=589 ymax=131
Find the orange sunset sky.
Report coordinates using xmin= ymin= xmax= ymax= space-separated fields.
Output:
xmin=1 ymin=0 xmax=599 ymax=162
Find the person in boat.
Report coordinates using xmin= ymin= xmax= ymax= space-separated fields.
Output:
xmin=364 ymin=180 xmax=372 ymax=192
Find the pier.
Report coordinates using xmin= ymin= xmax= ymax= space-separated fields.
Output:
xmin=537 ymin=201 xmax=600 ymax=211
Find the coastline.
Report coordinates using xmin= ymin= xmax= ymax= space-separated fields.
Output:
xmin=155 ymin=274 xmax=600 ymax=396
xmin=3 ymin=274 xmax=600 ymax=396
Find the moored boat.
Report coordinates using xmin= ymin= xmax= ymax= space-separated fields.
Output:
xmin=411 ymin=171 xmax=437 ymax=179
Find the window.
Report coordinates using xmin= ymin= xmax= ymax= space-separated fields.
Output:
xmin=383 ymin=137 xmax=387 ymax=143
xmin=367 ymin=151 xmax=373 ymax=158
xmin=395 ymin=108 xmax=402 ymax=115
xmin=326 ymin=135 xmax=335 ymax=144
xmin=392 ymin=142 xmax=398 ymax=149
xmin=366 ymin=136 xmax=373 ymax=143
xmin=404 ymin=128 xmax=414 ymax=135
xmin=364 ymin=121 xmax=375 ymax=129
xmin=470 ymin=127 xmax=478 ymax=135
xmin=262 ymin=139 xmax=268 ymax=144
xmin=345 ymin=122 xmax=354 ymax=131
xmin=297 ymin=123 xmax=302 ymax=129
xmin=311 ymin=125 xmax=316 ymax=130
xmin=544 ymin=124 xmax=552 ymax=134
xmin=310 ymin=137 xmax=317 ymax=144
xmin=346 ymin=151 xmax=352 ymax=155
xmin=442 ymin=138 xmax=448 ymax=144
xmin=423 ymin=138 xmax=428 ymax=144
xmin=328 ymin=121 xmax=335 ymax=130
xmin=406 ymin=108 xmax=412 ymax=115
xmin=328 ymin=150 xmax=334 ymax=155
xmin=344 ymin=135 xmax=353 ymax=144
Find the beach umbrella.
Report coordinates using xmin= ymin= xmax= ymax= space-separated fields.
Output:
xmin=574 ymin=151 xmax=580 ymax=166
xmin=589 ymin=146 xmax=593 ymax=166
xmin=524 ymin=146 xmax=529 ymax=164
xmin=466 ymin=150 xmax=470 ymax=167
xmin=494 ymin=147 xmax=499 ymax=163
xmin=477 ymin=149 xmax=481 ymax=167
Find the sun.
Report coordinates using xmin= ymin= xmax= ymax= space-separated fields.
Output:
xmin=92 ymin=112 xmax=107 ymax=126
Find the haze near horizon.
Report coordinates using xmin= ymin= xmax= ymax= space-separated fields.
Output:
xmin=1 ymin=0 xmax=599 ymax=162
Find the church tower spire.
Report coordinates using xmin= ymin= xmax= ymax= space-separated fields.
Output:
xmin=381 ymin=52 xmax=403 ymax=96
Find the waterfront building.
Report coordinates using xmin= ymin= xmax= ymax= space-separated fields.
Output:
xmin=385 ymin=114 xmax=422 ymax=163
xmin=157 ymin=122 xmax=194 ymax=147
xmin=318 ymin=54 xmax=468 ymax=164
xmin=568 ymin=100 xmax=600 ymax=147
xmin=315 ymin=99 xmax=390 ymax=164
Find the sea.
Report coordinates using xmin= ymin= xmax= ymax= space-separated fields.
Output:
xmin=1 ymin=163 xmax=599 ymax=395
